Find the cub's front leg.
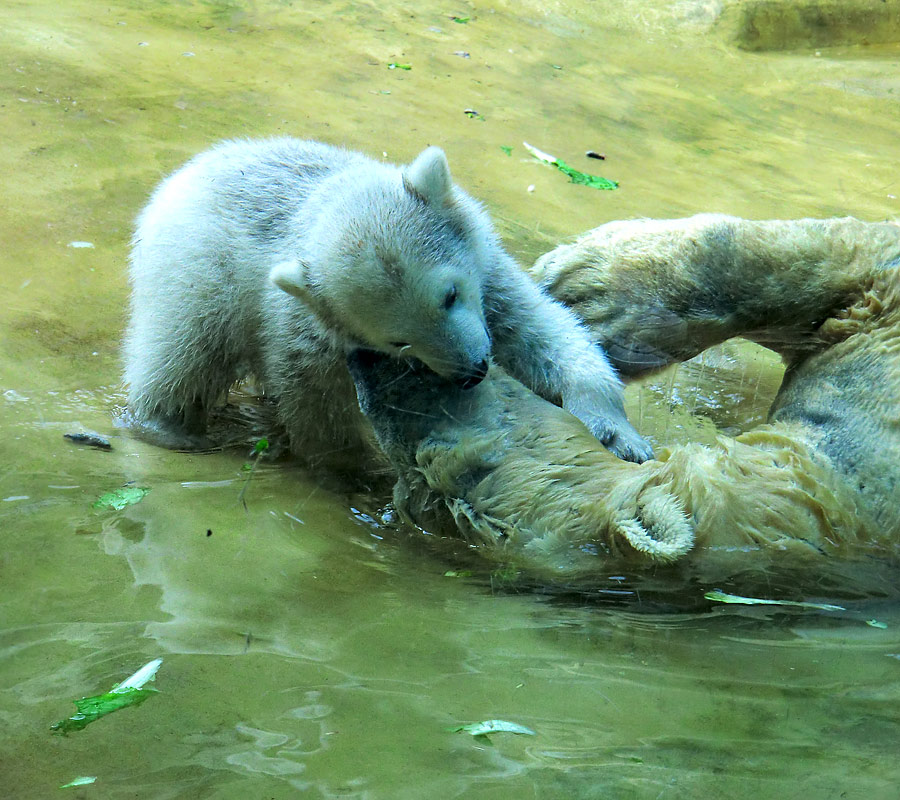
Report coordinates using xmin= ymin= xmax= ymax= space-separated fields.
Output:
xmin=485 ymin=252 xmax=653 ymax=463
xmin=533 ymin=215 xmax=900 ymax=377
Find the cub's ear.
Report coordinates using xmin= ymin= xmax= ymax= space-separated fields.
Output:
xmin=403 ymin=146 xmax=453 ymax=206
xmin=270 ymin=260 xmax=314 ymax=301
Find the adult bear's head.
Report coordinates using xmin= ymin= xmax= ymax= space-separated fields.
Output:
xmin=347 ymin=348 xmax=696 ymax=570
xmin=346 ymin=348 xmax=493 ymax=468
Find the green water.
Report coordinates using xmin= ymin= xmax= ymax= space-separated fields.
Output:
xmin=2 ymin=2 xmax=900 ymax=797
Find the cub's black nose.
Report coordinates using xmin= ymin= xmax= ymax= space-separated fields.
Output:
xmin=454 ymin=358 xmax=489 ymax=390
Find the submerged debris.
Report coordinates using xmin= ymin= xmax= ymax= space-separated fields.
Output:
xmin=64 ymin=432 xmax=112 ymax=450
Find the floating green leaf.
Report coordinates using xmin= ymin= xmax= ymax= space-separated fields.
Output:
xmin=553 ymin=158 xmax=618 ymax=189
xmin=704 ymin=590 xmax=845 ymax=612
xmin=450 ymin=719 xmax=536 ymax=744
xmin=522 ymin=141 xmax=618 ymax=190
xmin=500 ymin=145 xmax=513 ymax=156
xmin=451 ymin=15 xmax=470 ymax=23
xmin=388 ymin=62 xmax=412 ymax=70
xmin=51 ymin=658 xmax=162 ymax=735
xmin=92 ymin=486 xmax=150 ymax=510
xmin=60 ymin=777 xmax=97 ymax=789
xmin=51 ymin=688 xmax=156 ymax=734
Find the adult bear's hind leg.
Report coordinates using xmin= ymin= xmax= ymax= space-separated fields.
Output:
xmin=533 ymin=215 xmax=900 ymax=378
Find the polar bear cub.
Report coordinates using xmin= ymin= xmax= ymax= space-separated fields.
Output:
xmin=124 ymin=138 xmax=651 ymax=465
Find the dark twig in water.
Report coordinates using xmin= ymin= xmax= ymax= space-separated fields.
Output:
xmin=64 ymin=432 xmax=112 ymax=450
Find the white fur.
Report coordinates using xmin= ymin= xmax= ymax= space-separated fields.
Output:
xmin=403 ymin=146 xmax=453 ymax=205
xmin=124 ymin=137 xmax=650 ymax=462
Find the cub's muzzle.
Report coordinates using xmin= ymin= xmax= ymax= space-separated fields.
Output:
xmin=453 ymin=358 xmax=488 ymax=390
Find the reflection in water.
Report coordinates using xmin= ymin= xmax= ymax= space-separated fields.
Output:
xmin=2 ymin=1 xmax=900 ymax=798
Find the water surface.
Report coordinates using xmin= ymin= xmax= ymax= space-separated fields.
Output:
xmin=2 ymin=2 xmax=900 ymax=797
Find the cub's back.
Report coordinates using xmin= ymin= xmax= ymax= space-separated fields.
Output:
xmin=136 ymin=138 xmax=365 ymax=251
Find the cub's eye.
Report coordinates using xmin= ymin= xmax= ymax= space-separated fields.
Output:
xmin=390 ymin=341 xmax=411 ymax=350
xmin=443 ymin=286 xmax=459 ymax=310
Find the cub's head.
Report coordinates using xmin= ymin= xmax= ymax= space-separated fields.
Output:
xmin=271 ymin=146 xmax=493 ymax=388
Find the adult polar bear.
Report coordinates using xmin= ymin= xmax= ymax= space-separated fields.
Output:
xmin=349 ymin=215 xmax=900 ymax=585
xmin=123 ymin=138 xmax=651 ymax=469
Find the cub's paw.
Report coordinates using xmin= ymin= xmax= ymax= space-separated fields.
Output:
xmin=605 ymin=420 xmax=655 ymax=464
xmin=572 ymin=404 xmax=654 ymax=463
xmin=599 ymin=417 xmax=654 ymax=464
xmin=122 ymin=408 xmax=212 ymax=452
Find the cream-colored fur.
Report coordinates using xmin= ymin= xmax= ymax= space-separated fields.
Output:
xmin=349 ymin=216 xmax=900 ymax=585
